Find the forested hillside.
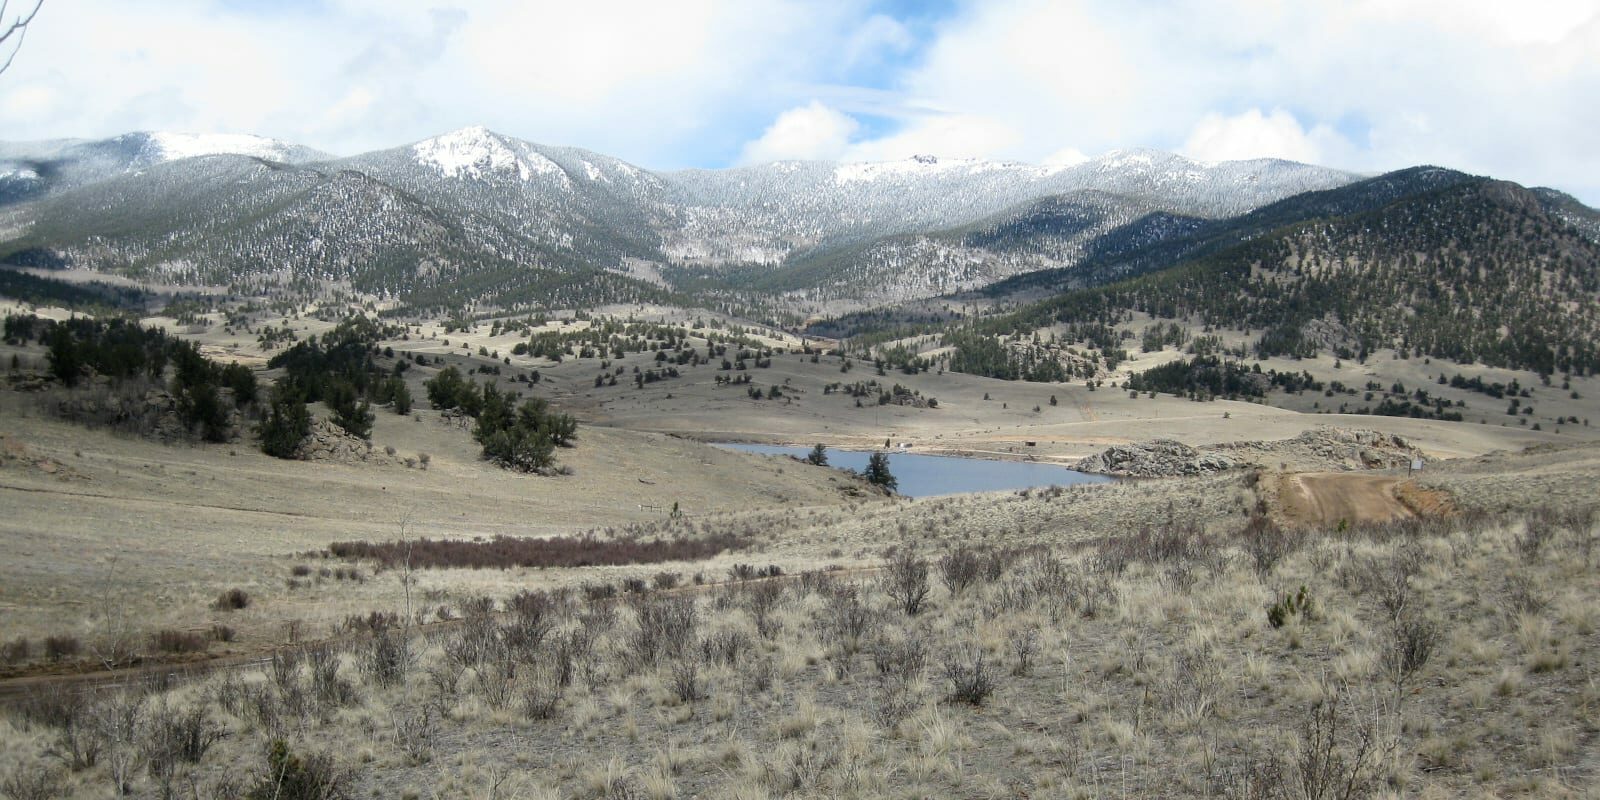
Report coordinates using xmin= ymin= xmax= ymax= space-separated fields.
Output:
xmin=966 ymin=178 xmax=1600 ymax=377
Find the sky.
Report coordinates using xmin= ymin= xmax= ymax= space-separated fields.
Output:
xmin=3 ymin=0 xmax=1598 ymax=204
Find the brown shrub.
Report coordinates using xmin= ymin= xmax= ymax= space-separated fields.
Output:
xmin=1 ymin=637 xmax=30 ymax=665
xmin=943 ymin=646 xmax=998 ymax=705
xmin=213 ymin=588 xmax=251 ymax=611
xmin=42 ymin=636 xmax=81 ymax=662
xmin=939 ymin=546 xmax=982 ymax=596
xmin=326 ymin=532 xmax=750 ymax=570
xmin=151 ymin=629 xmax=209 ymax=655
xmin=882 ymin=549 xmax=930 ymax=616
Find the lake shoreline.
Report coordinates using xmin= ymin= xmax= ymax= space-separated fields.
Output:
xmin=711 ymin=442 xmax=1111 ymax=498
xmin=680 ymin=432 xmax=1087 ymax=467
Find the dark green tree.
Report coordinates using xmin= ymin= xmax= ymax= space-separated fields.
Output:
xmin=175 ymin=380 xmax=230 ymax=443
xmin=220 ymin=362 xmax=258 ymax=407
xmin=258 ymin=384 xmax=311 ymax=459
xmin=805 ymin=443 xmax=829 ymax=466
xmin=389 ymin=377 xmax=412 ymax=415
xmin=325 ymin=380 xmax=373 ymax=440
xmin=865 ymin=452 xmax=897 ymax=491
xmin=472 ymin=388 xmax=576 ymax=471
xmin=425 ymin=366 xmax=469 ymax=411
xmin=247 ymin=739 xmax=351 ymax=800
xmin=46 ymin=325 xmax=82 ymax=386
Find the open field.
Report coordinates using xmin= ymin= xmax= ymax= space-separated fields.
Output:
xmin=2 ymin=301 xmax=1595 ymax=662
xmin=0 ymin=393 xmax=875 ymax=654
xmin=2 ymin=301 xmax=1599 ymax=799
xmin=0 ymin=467 xmax=1596 ymax=798
xmin=117 ymin=303 xmax=1593 ymax=466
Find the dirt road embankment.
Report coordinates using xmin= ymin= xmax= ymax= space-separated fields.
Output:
xmin=1275 ymin=472 xmax=1454 ymax=527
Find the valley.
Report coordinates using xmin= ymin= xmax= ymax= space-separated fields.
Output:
xmin=1 ymin=130 xmax=1598 ymax=799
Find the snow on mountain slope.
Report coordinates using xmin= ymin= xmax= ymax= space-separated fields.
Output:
xmin=0 ymin=132 xmax=330 ymax=208
xmin=1 ymin=126 xmax=1386 ymax=307
xmin=762 ymin=190 xmax=1199 ymax=309
xmin=138 ymin=132 xmax=327 ymax=165
xmin=655 ymin=149 xmax=1354 ymax=267
xmin=833 ymin=154 xmax=1027 ymax=184
xmin=411 ymin=126 xmax=568 ymax=185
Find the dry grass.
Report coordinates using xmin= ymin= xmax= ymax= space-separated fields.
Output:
xmin=4 ymin=320 xmax=1600 ymax=795
xmin=2 ymin=503 xmax=1596 ymax=798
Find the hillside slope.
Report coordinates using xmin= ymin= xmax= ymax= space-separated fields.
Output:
xmin=976 ymin=177 xmax=1600 ymax=377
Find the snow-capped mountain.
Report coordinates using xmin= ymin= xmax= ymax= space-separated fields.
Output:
xmin=0 ymin=131 xmax=330 ymax=206
xmin=410 ymin=126 xmax=568 ymax=183
xmin=656 ymin=149 xmax=1351 ymax=268
xmin=0 ymin=126 xmax=1365 ymax=308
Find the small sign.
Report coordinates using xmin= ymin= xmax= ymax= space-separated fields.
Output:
xmin=1410 ymin=459 xmax=1424 ymax=472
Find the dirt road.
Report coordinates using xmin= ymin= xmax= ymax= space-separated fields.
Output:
xmin=1276 ymin=472 xmax=1438 ymax=527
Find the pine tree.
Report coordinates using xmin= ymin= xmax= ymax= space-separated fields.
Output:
xmin=46 ymin=326 xmax=82 ymax=386
xmin=806 ymin=443 xmax=829 ymax=466
xmin=258 ymin=384 xmax=311 ymax=459
xmin=865 ymin=452 xmax=897 ymax=491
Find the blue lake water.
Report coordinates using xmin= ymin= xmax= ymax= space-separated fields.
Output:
xmin=713 ymin=443 xmax=1112 ymax=498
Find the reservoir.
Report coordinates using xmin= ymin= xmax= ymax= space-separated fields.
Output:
xmin=714 ymin=443 xmax=1112 ymax=498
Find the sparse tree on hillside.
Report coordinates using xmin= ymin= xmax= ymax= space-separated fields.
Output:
xmin=258 ymin=383 xmax=311 ymax=459
xmin=865 ymin=451 xmax=897 ymax=491
xmin=425 ymin=366 xmax=469 ymax=411
xmin=221 ymin=362 xmax=258 ymax=407
xmin=806 ymin=443 xmax=828 ymax=466
xmin=326 ymin=380 xmax=373 ymax=439
xmin=45 ymin=324 xmax=81 ymax=386
xmin=389 ymin=377 xmax=412 ymax=415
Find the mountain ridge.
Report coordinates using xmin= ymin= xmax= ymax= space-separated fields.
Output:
xmin=0 ymin=127 xmax=1365 ymax=310
xmin=4 ymin=127 xmax=1596 ymax=322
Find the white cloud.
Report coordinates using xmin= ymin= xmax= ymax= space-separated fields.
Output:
xmin=1043 ymin=147 xmax=1089 ymax=167
xmin=1 ymin=0 xmax=1598 ymax=203
xmin=1357 ymin=0 xmax=1596 ymax=46
xmin=2 ymin=85 xmax=54 ymax=117
xmin=830 ymin=0 xmax=1600 ymax=201
xmin=1180 ymin=108 xmax=1337 ymax=164
xmin=738 ymin=102 xmax=859 ymax=164
xmin=842 ymin=14 xmax=915 ymax=68
xmin=841 ymin=113 xmax=1020 ymax=162
xmin=0 ymin=0 xmax=869 ymax=165
xmin=873 ymin=0 xmax=1155 ymax=160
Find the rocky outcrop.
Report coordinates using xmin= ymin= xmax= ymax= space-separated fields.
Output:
xmin=28 ymin=374 xmax=225 ymax=443
xmin=1077 ymin=427 xmax=1425 ymax=477
xmin=0 ymin=433 xmax=85 ymax=480
xmin=293 ymin=420 xmax=404 ymax=466
xmin=1213 ymin=427 xmax=1423 ymax=471
xmin=1075 ymin=439 xmax=1237 ymax=477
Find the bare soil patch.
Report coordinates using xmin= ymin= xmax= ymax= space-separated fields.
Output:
xmin=1275 ymin=472 xmax=1423 ymax=527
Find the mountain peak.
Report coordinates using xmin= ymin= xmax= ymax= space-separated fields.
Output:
xmin=411 ymin=126 xmax=565 ymax=183
xmin=831 ymin=154 xmax=1014 ymax=184
xmin=1088 ymin=148 xmax=1194 ymax=169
